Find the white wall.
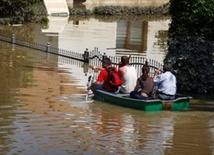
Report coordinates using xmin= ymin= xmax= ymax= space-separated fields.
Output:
xmin=43 ymin=0 xmax=69 ymax=16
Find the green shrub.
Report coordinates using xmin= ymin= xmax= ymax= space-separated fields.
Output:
xmin=166 ymin=0 xmax=214 ymax=94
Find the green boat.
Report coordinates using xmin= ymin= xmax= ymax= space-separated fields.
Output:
xmin=92 ymin=88 xmax=192 ymax=111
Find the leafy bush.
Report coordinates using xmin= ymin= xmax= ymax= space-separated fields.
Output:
xmin=69 ymin=8 xmax=92 ymax=16
xmin=169 ymin=0 xmax=214 ymax=40
xmin=0 ymin=0 xmax=39 ymax=24
xmin=93 ymin=5 xmax=169 ymax=16
xmin=166 ymin=0 xmax=214 ymax=94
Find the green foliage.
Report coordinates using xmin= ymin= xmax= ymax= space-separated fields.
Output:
xmin=93 ymin=5 xmax=169 ymax=16
xmin=40 ymin=17 xmax=49 ymax=28
xmin=166 ymin=0 xmax=214 ymax=94
xmin=165 ymin=37 xmax=214 ymax=94
xmin=27 ymin=0 xmax=43 ymax=4
xmin=169 ymin=0 xmax=214 ymax=39
xmin=69 ymin=8 xmax=92 ymax=16
xmin=0 ymin=0 xmax=37 ymax=24
xmin=40 ymin=17 xmax=49 ymax=24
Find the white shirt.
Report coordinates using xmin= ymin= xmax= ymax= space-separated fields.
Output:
xmin=119 ymin=65 xmax=137 ymax=93
xmin=154 ymin=71 xmax=176 ymax=95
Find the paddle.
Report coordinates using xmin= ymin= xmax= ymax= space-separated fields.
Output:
xmin=85 ymin=70 xmax=94 ymax=101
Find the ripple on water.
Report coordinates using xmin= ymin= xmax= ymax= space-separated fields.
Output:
xmin=1 ymin=94 xmax=214 ymax=155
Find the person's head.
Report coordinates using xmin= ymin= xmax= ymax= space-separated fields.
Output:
xmin=141 ymin=62 xmax=150 ymax=80
xmin=163 ymin=63 xmax=172 ymax=72
xmin=142 ymin=64 xmax=150 ymax=75
xmin=120 ymin=56 xmax=129 ymax=66
xmin=102 ymin=57 xmax=111 ymax=68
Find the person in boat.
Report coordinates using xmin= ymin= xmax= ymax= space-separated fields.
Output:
xmin=118 ymin=55 xmax=137 ymax=94
xmin=130 ymin=63 xmax=155 ymax=100
xmin=87 ymin=57 xmax=121 ymax=93
xmin=153 ymin=62 xmax=176 ymax=100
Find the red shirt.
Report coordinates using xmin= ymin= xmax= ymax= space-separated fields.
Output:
xmin=97 ymin=67 xmax=118 ymax=92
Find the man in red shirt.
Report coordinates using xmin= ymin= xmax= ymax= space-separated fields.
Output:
xmin=87 ymin=57 xmax=120 ymax=92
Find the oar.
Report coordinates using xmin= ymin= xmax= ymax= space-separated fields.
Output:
xmin=85 ymin=71 xmax=94 ymax=101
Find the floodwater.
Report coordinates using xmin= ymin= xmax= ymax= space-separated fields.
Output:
xmin=0 ymin=17 xmax=214 ymax=155
xmin=0 ymin=16 xmax=170 ymax=63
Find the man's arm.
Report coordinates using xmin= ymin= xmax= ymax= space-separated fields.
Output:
xmin=87 ymin=81 xmax=102 ymax=90
xmin=153 ymin=69 xmax=160 ymax=80
xmin=87 ymin=69 xmax=105 ymax=90
xmin=90 ymin=65 xmax=104 ymax=72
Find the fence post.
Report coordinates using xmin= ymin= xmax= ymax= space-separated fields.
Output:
xmin=46 ymin=42 xmax=50 ymax=52
xmin=83 ymin=63 xmax=89 ymax=76
xmin=11 ymin=34 xmax=16 ymax=44
xmin=102 ymin=52 xmax=107 ymax=62
xmin=83 ymin=48 xmax=89 ymax=63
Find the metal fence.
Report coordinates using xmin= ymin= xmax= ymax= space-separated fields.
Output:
xmin=88 ymin=47 xmax=163 ymax=77
xmin=0 ymin=34 xmax=163 ymax=77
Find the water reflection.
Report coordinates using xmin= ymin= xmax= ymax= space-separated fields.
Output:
xmin=41 ymin=16 xmax=169 ymax=63
xmin=0 ymin=16 xmax=170 ymax=63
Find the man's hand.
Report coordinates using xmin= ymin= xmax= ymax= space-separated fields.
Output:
xmin=91 ymin=66 xmax=96 ymax=70
xmin=153 ymin=69 xmax=160 ymax=79
xmin=154 ymin=69 xmax=160 ymax=75
xmin=90 ymin=65 xmax=102 ymax=72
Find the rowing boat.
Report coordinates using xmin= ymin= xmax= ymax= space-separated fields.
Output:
xmin=91 ymin=88 xmax=192 ymax=111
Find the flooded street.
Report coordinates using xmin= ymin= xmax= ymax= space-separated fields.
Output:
xmin=1 ymin=40 xmax=214 ymax=155
xmin=0 ymin=17 xmax=214 ymax=155
xmin=0 ymin=16 xmax=170 ymax=63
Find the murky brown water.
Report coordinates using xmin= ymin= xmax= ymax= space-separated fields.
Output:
xmin=0 ymin=16 xmax=170 ymax=63
xmin=1 ymin=19 xmax=214 ymax=155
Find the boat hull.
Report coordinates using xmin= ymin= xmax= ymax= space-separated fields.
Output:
xmin=92 ymin=89 xmax=191 ymax=111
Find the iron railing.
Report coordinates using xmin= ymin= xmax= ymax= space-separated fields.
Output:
xmin=0 ymin=34 xmax=163 ymax=77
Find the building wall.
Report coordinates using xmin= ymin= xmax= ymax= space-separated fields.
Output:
xmin=44 ymin=0 xmax=69 ymax=15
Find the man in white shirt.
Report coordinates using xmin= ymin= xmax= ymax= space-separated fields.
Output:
xmin=118 ymin=56 xmax=137 ymax=94
xmin=153 ymin=63 xmax=176 ymax=100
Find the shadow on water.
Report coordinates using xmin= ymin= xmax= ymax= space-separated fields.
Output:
xmin=189 ymin=94 xmax=214 ymax=112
